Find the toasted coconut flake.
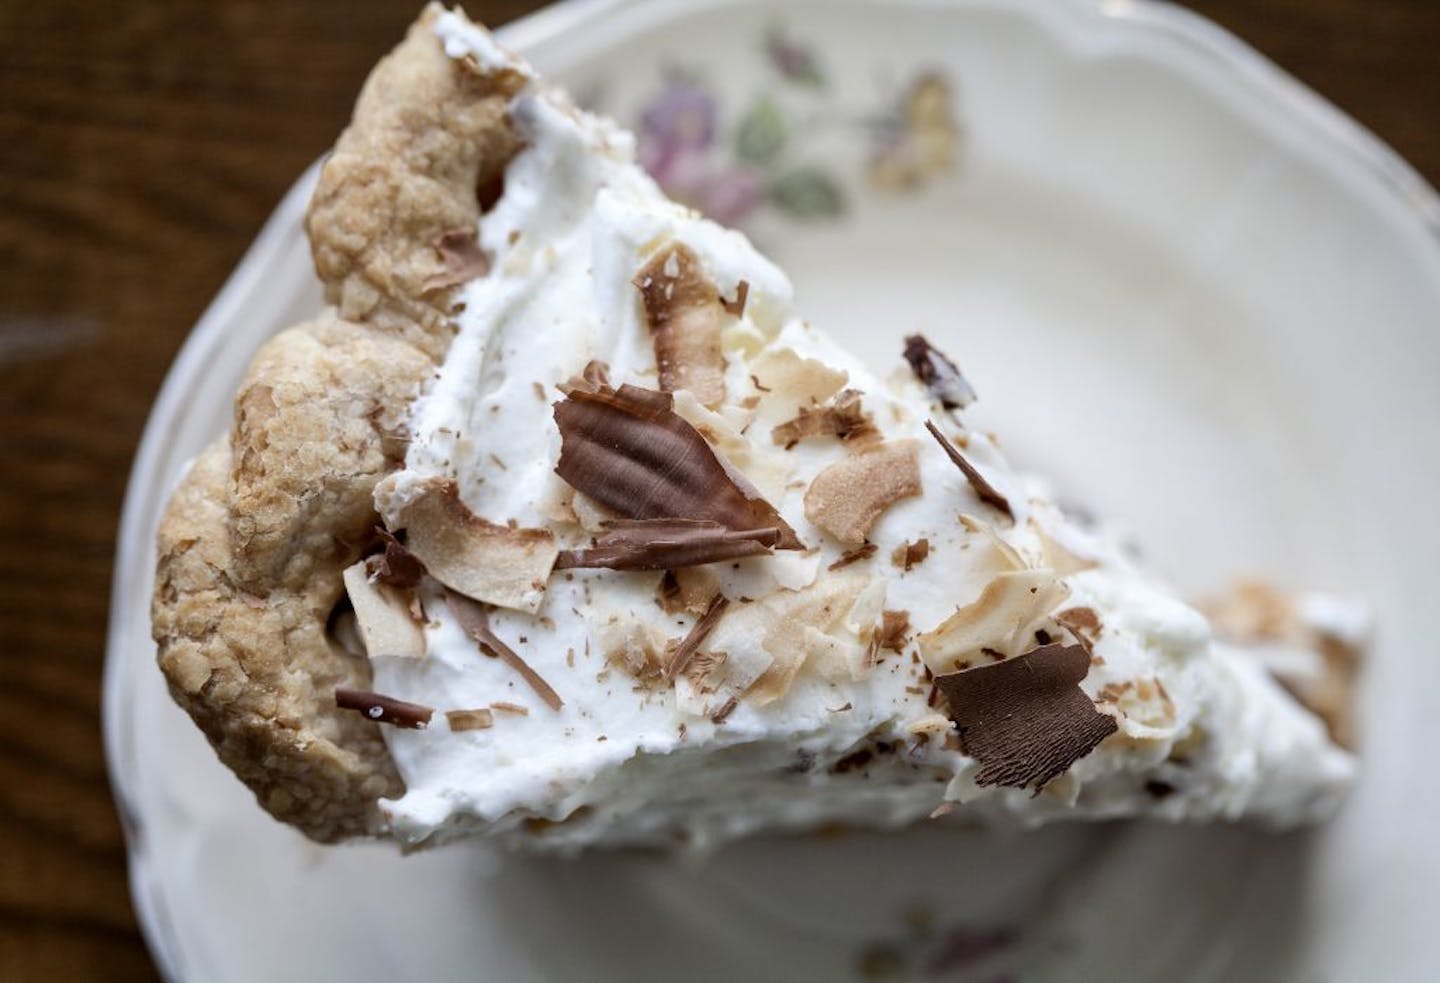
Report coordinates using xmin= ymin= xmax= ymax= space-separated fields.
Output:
xmin=958 ymin=514 xmax=1026 ymax=572
xmin=670 ymin=388 xmax=794 ymax=502
xmin=925 ymin=420 xmax=1012 ymax=519
xmin=772 ymin=388 xmax=879 ymax=449
xmin=664 ymin=594 xmax=731 ymax=680
xmin=365 ymin=527 xmax=426 ymax=589
xmin=683 ymin=576 xmax=870 ymax=709
xmin=742 ymin=574 xmax=870 ymax=705
xmin=491 ymin=701 xmax=530 ymax=716
xmin=1202 ymin=580 xmax=1364 ymax=748
xmin=334 ymin=688 xmax=433 ymax=729
xmin=1205 ymin=580 xmax=1305 ymax=640
xmin=388 ymin=478 xmax=557 ymax=613
xmin=892 ymin=538 xmax=931 ymax=571
xmin=600 ymin=618 xmax=669 ymax=685
xmin=423 ymin=231 xmax=490 ymax=291
xmin=635 ymin=242 xmax=729 ymax=408
xmin=552 ymin=382 xmax=802 ymax=548
xmin=918 ymin=570 xmax=1068 ymax=674
xmin=446 ymin=708 xmax=494 ymax=731
xmin=934 ymin=643 xmax=1116 ymax=790
xmin=657 ymin=567 xmax=722 ymax=615
xmin=804 ymin=440 xmax=922 ymax=545
xmin=749 ymin=347 xmax=847 ymax=415
xmin=556 ymin=519 xmax=780 ymax=571
xmin=445 ymin=590 xmax=564 ymax=711
xmin=682 ymin=649 xmax=729 ymax=692
xmin=906 ymin=713 xmax=954 ymax=736
xmin=341 ymin=561 xmax=426 ymax=659
xmin=902 ymin=334 xmax=976 ymax=410
xmin=1036 ymin=527 xmax=1098 ymax=575
xmin=687 ymin=604 xmax=769 ymax=699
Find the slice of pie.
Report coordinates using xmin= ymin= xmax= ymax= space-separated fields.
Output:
xmin=152 ymin=5 xmax=1356 ymax=848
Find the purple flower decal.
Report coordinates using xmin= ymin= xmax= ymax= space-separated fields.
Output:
xmin=639 ymin=73 xmax=717 ymax=176
xmin=645 ymin=144 xmax=765 ymax=226
xmin=694 ymin=167 xmax=766 ymax=226
xmin=636 ymin=73 xmax=768 ymax=225
xmin=631 ymin=25 xmax=948 ymax=228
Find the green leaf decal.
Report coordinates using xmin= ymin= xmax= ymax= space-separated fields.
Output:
xmin=736 ymin=96 xmax=786 ymax=165
xmin=768 ymin=168 xmax=846 ymax=219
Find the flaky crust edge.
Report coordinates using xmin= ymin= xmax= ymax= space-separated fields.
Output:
xmin=151 ymin=5 xmax=523 ymax=842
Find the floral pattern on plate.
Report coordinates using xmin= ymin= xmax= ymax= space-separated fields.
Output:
xmin=631 ymin=26 xmax=960 ymax=225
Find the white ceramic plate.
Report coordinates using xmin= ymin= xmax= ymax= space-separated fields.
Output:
xmin=105 ymin=1 xmax=1440 ymax=979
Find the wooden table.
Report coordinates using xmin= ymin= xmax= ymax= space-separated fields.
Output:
xmin=0 ymin=1 xmax=1434 ymax=978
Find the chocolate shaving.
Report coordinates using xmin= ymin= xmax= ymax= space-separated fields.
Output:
xmin=446 ymin=708 xmax=494 ymax=731
xmin=365 ymin=527 xmax=425 ymax=589
xmin=891 ymin=538 xmax=930 ymax=571
xmin=710 ymin=695 xmax=739 ymax=724
xmin=1056 ymin=606 xmax=1102 ymax=642
xmin=555 ymin=519 xmax=779 ymax=571
xmin=334 ymin=688 xmax=433 ymax=729
xmin=925 ymin=420 xmax=1013 ymax=519
xmin=384 ymin=478 xmax=557 ymax=613
xmin=681 ymin=649 xmax=728 ymax=691
xmin=664 ymin=594 xmax=731 ymax=680
xmin=903 ymin=334 xmax=976 ymax=410
xmin=445 ymin=590 xmax=564 ymax=711
xmin=563 ymin=359 xmax=612 ymax=395
xmin=553 ymin=382 xmax=802 ymax=548
xmin=933 ymin=643 xmax=1116 ymax=790
xmin=657 ymin=570 xmax=684 ymax=611
xmin=635 ymin=242 xmax=730 ymax=408
xmin=721 ymin=279 xmax=751 ymax=318
xmin=828 ymin=542 xmax=878 ymax=570
xmin=865 ymin=609 xmax=912 ymax=668
xmin=771 ymin=388 xmax=878 ymax=449
xmin=424 ymin=231 xmax=490 ymax=291
xmin=491 ymin=701 xmax=529 ymax=716
xmin=878 ymin=610 xmax=911 ymax=652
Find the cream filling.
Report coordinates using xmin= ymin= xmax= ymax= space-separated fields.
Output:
xmin=365 ymin=20 xmax=1353 ymax=848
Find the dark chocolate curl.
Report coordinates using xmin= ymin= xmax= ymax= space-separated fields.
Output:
xmin=664 ymin=594 xmax=731 ymax=680
xmin=934 ymin=643 xmax=1116 ymax=790
xmin=903 ymin=334 xmax=976 ymax=409
xmin=366 ymin=527 xmax=426 ymax=589
xmin=555 ymin=519 xmax=779 ymax=571
xmin=334 ymin=688 xmax=433 ymax=729
xmin=553 ymin=383 xmax=802 ymax=548
xmin=445 ymin=590 xmax=564 ymax=711
xmin=925 ymin=420 xmax=1013 ymax=520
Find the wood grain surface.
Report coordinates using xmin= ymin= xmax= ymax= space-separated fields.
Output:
xmin=0 ymin=1 xmax=1434 ymax=979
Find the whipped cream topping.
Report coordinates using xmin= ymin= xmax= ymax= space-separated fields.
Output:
xmin=363 ymin=18 xmax=1353 ymax=848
